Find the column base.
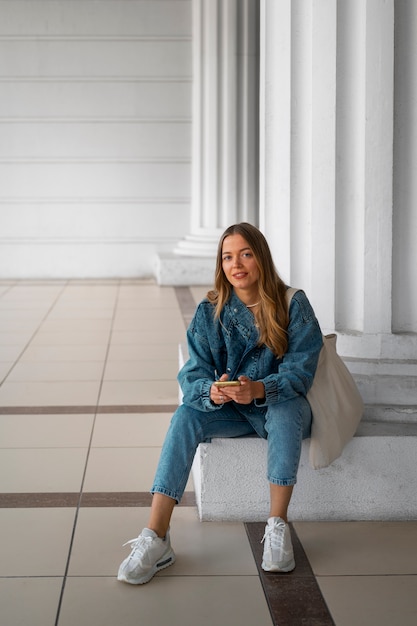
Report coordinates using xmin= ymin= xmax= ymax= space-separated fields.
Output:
xmin=155 ymin=252 xmax=215 ymax=286
xmin=174 ymin=234 xmax=221 ymax=257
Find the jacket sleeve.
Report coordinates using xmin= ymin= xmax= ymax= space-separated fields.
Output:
xmin=177 ymin=303 xmax=223 ymax=411
xmin=255 ymin=291 xmax=323 ymax=406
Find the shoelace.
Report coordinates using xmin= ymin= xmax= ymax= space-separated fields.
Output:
xmin=122 ymin=535 xmax=152 ymax=557
xmin=261 ymin=520 xmax=286 ymax=548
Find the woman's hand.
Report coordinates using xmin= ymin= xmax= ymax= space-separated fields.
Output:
xmin=211 ymin=375 xmax=265 ymax=405
xmin=210 ymin=374 xmax=233 ymax=404
xmin=224 ymin=376 xmax=264 ymax=404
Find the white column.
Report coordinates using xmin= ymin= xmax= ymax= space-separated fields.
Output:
xmin=260 ymin=0 xmax=337 ymax=330
xmin=260 ymin=0 xmax=417 ymax=409
xmin=174 ymin=0 xmax=259 ymax=257
xmin=336 ymin=0 xmax=394 ymax=344
xmin=259 ymin=0 xmax=292 ymax=281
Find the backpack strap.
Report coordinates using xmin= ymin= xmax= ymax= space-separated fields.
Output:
xmin=285 ymin=287 xmax=300 ymax=308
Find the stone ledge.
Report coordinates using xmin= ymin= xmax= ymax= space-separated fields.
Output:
xmin=192 ymin=426 xmax=417 ymax=522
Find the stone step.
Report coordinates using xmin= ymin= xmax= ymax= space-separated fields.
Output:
xmin=192 ymin=421 xmax=417 ymax=522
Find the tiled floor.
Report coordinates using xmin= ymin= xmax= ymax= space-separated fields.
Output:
xmin=1 ymin=280 xmax=416 ymax=626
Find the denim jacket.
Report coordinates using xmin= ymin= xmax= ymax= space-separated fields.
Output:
xmin=178 ymin=288 xmax=323 ymax=412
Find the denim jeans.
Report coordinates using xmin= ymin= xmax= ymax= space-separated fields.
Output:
xmin=151 ymin=395 xmax=312 ymax=503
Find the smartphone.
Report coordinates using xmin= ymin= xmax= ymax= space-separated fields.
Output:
xmin=214 ymin=380 xmax=241 ymax=387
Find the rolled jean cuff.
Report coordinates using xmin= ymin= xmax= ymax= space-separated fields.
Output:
xmin=267 ymin=476 xmax=297 ymax=487
xmin=150 ymin=486 xmax=181 ymax=504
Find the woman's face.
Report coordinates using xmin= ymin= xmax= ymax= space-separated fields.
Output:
xmin=221 ymin=234 xmax=260 ymax=295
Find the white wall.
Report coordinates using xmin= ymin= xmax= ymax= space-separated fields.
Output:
xmin=0 ymin=0 xmax=192 ymax=278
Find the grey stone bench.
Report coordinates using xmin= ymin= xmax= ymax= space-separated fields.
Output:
xmin=191 ymin=420 xmax=417 ymax=521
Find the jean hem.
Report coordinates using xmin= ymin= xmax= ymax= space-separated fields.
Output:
xmin=150 ymin=486 xmax=181 ymax=504
xmin=267 ymin=477 xmax=297 ymax=487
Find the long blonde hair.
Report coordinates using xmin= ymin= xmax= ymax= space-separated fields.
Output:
xmin=207 ymin=223 xmax=289 ymax=357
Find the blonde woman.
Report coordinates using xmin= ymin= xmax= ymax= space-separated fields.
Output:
xmin=118 ymin=223 xmax=323 ymax=584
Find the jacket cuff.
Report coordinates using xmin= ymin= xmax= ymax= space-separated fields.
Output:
xmin=255 ymin=377 xmax=279 ymax=406
xmin=201 ymin=380 xmax=219 ymax=410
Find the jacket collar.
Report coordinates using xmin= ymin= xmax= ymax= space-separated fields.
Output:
xmin=223 ymin=291 xmax=259 ymax=341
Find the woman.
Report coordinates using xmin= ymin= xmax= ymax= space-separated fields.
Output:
xmin=117 ymin=223 xmax=323 ymax=584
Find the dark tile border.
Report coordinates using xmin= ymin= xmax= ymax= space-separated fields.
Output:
xmin=0 ymin=493 xmax=80 ymax=508
xmin=0 ymin=405 xmax=178 ymax=415
xmin=245 ymin=522 xmax=335 ymax=626
xmin=0 ymin=491 xmax=196 ymax=508
xmin=175 ymin=285 xmax=199 ymax=326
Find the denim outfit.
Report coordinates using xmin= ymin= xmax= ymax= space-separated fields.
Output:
xmin=151 ymin=289 xmax=323 ymax=503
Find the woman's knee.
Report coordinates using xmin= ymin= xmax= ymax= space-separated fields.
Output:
xmin=169 ymin=404 xmax=210 ymax=441
xmin=265 ymin=396 xmax=312 ymax=438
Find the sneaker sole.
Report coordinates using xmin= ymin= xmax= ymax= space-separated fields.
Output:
xmin=261 ymin=558 xmax=295 ymax=573
xmin=117 ymin=549 xmax=176 ymax=585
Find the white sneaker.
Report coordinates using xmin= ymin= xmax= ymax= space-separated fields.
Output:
xmin=117 ymin=528 xmax=176 ymax=584
xmin=261 ymin=517 xmax=295 ymax=572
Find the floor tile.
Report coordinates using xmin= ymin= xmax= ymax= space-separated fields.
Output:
xmin=69 ymin=507 xmax=257 ymax=577
xmin=1 ymin=284 xmax=63 ymax=300
xmin=91 ymin=413 xmax=171 ymax=447
xmin=0 ymin=578 xmax=62 ymax=626
xmin=0 ymin=346 xmax=27 ymax=362
xmin=110 ymin=328 xmax=185 ymax=344
xmin=98 ymin=380 xmax=179 ymax=405
xmin=0 ymin=414 xmax=94 ymax=448
xmin=0 ymin=309 xmax=47 ymax=322
xmin=294 ymin=521 xmax=417 ymax=575
xmin=0 ymin=331 xmax=34 ymax=346
xmin=39 ymin=318 xmax=113 ymax=332
xmin=83 ymin=447 xmax=194 ymax=494
xmin=5 ymin=361 xmax=104 ymax=382
xmin=113 ymin=307 xmax=184 ymax=320
xmin=317 ymin=575 xmax=417 ymax=626
xmin=166 ymin=507 xmax=259 ymax=577
xmin=20 ymin=345 xmax=108 ymax=362
xmin=0 ymin=317 xmax=44 ymax=331
xmin=0 ymin=362 xmax=13 ymax=381
xmin=46 ymin=307 xmax=114 ymax=320
xmin=117 ymin=285 xmax=178 ymax=305
xmin=82 ymin=447 xmax=178 ymax=492
xmin=103 ymin=359 xmax=178 ymax=380
xmin=110 ymin=322 xmax=185 ymax=341
xmin=107 ymin=343 xmax=180 ymax=361
xmin=0 ymin=448 xmax=88 ymax=492
xmin=0 ymin=300 xmax=58 ymax=312
xmin=59 ymin=285 xmax=118 ymax=298
xmin=190 ymin=286 xmax=210 ymax=303
xmin=55 ymin=296 xmax=117 ymax=308
xmin=0 ymin=381 xmax=101 ymax=406
xmin=0 ymin=508 xmax=76 ymax=576
xmin=59 ymin=576 xmax=273 ymax=626
xmin=29 ymin=330 xmax=111 ymax=346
